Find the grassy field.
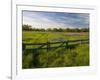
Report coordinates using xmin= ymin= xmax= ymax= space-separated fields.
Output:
xmin=22 ymin=31 xmax=89 ymax=69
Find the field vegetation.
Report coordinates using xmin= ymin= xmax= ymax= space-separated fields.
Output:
xmin=22 ymin=25 xmax=89 ymax=69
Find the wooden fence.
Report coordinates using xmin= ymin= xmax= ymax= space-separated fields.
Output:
xmin=22 ymin=39 xmax=89 ymax=51
xmin=22 ymin=39 xmax=89 ymax=68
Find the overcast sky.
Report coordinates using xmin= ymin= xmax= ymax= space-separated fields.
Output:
xmin=23 ymin=11 xmax=89 ymax=29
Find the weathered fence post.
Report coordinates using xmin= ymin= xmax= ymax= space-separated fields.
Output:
xmin=65 ymin=41 xmax=68 ymax=48
xmin=32 ymin=49 xmax=39 ymax=68
xmin=47 ymin=41 xmax=50 ymax=51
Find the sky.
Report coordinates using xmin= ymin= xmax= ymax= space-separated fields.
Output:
xmin=22 ymin=10 xmax=89 ymax=29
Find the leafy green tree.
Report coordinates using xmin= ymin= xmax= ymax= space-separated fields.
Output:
xmin=52 ymin=28 xmax=59 ymax=32
xmin=22 ymin=24 xmax=89 ymax=32
xmin=80 ymin=28 xmax=89 ymax=32
xmin=22 ymin=24 xmax=32 ymax=31
xmin=47 ymin=28 xmax=52 ymax=32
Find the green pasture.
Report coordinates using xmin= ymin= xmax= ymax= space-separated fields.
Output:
xmin=22 ymin=31 xmax=89 ymax=43
xmin=22 ymin=31 xmax=89 ymax=69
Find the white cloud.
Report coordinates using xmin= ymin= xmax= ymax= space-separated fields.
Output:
xmin=23 ymin=11 xmax=89 ymax=29
xmin=23 ymin=15 xmax=69 ymax=29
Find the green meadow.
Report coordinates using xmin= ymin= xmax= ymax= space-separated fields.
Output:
xmin=22 ymin=31 xmax=89 ymax=43
xmin=22 ymin=31 xmax=89 ymax=69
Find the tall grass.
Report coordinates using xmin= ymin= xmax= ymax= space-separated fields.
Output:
xmin=22 ymin=44 xmax=89 ymax=68
xmin=22 ymin=31 xmax=89 ymax=69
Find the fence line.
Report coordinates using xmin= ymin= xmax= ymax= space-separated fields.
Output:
xmin=22 ymin=39 xmax=89 ymax=51
xmin=22 ymin=39 xmax=89 ymax=68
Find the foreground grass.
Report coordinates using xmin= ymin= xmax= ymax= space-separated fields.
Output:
xmin=22 ymin=31 xmax=89 ymax=69
xmin=22 ymin=44 xmax=89 ymax=68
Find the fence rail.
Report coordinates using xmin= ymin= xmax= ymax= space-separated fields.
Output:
xmin=22 ymin=39 xmax=89 ymax=68
xmin=22 ymin=39 xmax=89 ymax=51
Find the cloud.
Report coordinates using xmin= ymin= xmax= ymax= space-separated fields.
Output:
xmin=23 ymin=11 xmax=89 ymax=29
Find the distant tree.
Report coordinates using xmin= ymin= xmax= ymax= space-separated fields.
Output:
xmin=22 ymin=24 xmax=89 ymax=32
xmin=65 ymin=28 xmax=71 ymax=32
xmin=80 ymin=28 xmax=89 ymax=32
xmin=64 ymin=28 xmax=89 ymax=32
xmin=22 ymin=24 xmax=32 ymax=31
xmin=73 ymin=28 xmax=80 ymax=32
xmin=40 ymin=28 xmax=45 ymax=32
xmin=58 ymin=28 xmax=63 ymax=32
xmin=47 ymin=28 xmax=52 ymax=32
xmin=52 ymin=28 xmax=58 ymax=32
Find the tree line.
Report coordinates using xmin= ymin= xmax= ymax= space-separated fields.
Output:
xmin=22 ymin=24 xmax=89 ymax=32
